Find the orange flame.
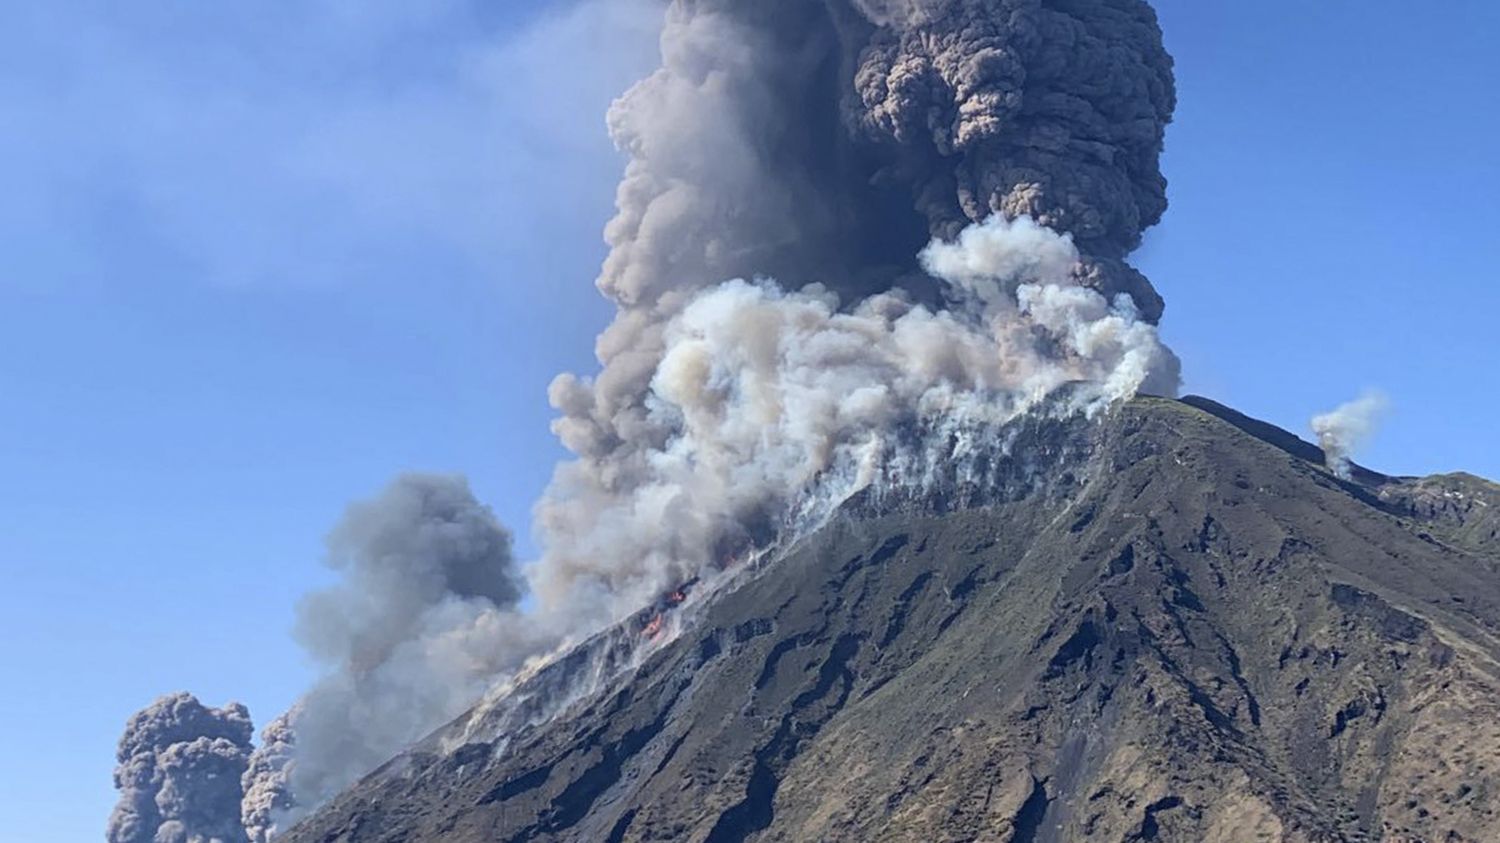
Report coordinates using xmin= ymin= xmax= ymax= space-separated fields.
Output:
xmin=642 ymin=613 xmax=664 ymax=639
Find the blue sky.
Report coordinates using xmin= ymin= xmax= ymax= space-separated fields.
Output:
xmin=1 ymin=2 xmax=1497 ymax=840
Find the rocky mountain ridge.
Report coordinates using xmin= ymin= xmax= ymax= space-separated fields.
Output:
xmin=284 ymin=396 xmax=1500 ymax=842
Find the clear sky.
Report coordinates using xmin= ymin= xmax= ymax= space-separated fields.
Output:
xmin=1 ymin=2 xmax=1496 ymax=841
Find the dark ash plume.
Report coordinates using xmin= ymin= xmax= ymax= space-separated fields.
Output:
xmin=541 ymin=0 xmax=1177 ymax=610
xmin=243 ymin=472 xmax=532 ymax=831
xmin=594 ymin=0 xmax=1173 ymax=317
xmin=849 ymin=0 xmax=1175 ymax=317
xmin=108 ymin=693 xmax=254 ymax=843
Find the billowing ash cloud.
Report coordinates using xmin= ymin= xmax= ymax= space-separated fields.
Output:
xmin=239 ymin=713 xmax=295 ymax=843
xmin=1312 ymin=391 xmax=1388 ymax=479
xmin=120 ymin=1 xmax=1183 ymax=836
xmin=595 ymin=0 xmax=1173 ymax=317
xmin=108 ymin=693 xmax=254 ymax=843
xmin=849 ymin=0 xmax=1175 ymax=312
xmin=538 ymin=0 xmax=1177 ymax=613
xmin=241 ymin=473 xmax=534 ymax=832
xmin=539 ymin=216 xmax=1176 ymax=610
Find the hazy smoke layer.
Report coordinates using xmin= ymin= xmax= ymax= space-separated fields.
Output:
xmin=1313 ymin=391 xmax=1388 ymax=479
xmin=241 ymin=473 xmax=533 ymax=831
xmin=109 ymin=693 xmax=254 ymax=843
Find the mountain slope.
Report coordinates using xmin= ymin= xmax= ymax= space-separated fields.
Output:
xmin=285 ymin=397 xmax=1500 ymax=842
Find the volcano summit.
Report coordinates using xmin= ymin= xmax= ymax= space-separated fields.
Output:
xmin=281 ymin=397 xmax=1500 ymax=842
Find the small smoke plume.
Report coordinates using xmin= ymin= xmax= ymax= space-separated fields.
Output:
xmin=1312 ymin=391 xmax=1388 ymax=479
xmin=109 ymin=693 xmax=254 ymax=843
xmin=241 ymin=473 xmax=535 ymax=831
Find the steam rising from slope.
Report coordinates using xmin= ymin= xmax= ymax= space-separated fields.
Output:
xmin=1313 ymin=391 xmax=1388 ymax=479
xmin=538 ymin=215 xmax=1177 ymax=610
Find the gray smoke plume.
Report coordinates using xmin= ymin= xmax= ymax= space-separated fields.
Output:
xmin=1312 ymin=391 xmax=1389 ymax=480
xmin=239 ymin=713 xmax=295 ymax=843
xmin=537 ymin=0 xmax=1177 ymax=615
xmin=241 ymin=473 xmax=534 ymax=832
xmin=849 ymin=0 xmax=1175 ymax=313
xmin=108 ymin=693 xmax=254 ymax=843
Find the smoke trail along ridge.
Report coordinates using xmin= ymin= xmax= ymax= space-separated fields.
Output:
xmin=538 ymin=215 xmax=1178 ymax=613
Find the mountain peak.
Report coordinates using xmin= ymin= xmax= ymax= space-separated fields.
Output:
xmin=284 ymin=398 xmax=1500 ymax=843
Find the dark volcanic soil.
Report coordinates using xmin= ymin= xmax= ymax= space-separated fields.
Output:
xmin=284 ymin=397 xmax=1500 ymax=842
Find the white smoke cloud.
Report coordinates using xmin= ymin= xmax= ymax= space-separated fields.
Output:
xmin=535 ymin=215 xmax=1178 ymax=617
xmin=1312 ymin=391 xmax=1389 ymax=479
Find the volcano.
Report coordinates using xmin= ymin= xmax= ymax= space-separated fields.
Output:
xmin=281 ymin=397 xmax=1500 ymax=842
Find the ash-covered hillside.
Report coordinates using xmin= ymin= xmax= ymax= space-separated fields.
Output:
xmin=283 ymin=397 xmax=1500 ymax=843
